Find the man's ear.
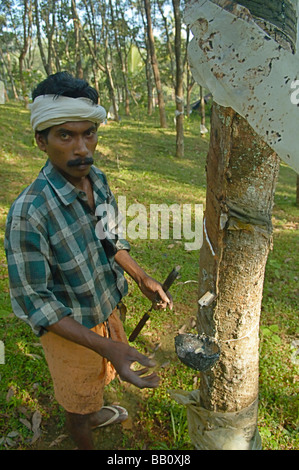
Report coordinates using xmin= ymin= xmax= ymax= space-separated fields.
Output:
xmin=35 ymin=132 xmax=47 ymax=152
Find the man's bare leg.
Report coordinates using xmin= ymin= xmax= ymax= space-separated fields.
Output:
xmin=66 ymin=411 xmax=95 ymax=450
xmin=66 ymin=407 xmax=128 ymax=450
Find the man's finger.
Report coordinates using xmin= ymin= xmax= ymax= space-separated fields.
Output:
xmin=153 ymin=290 xmax=173 ymax=310
xmin=158 ymin=288 xmax=171 ymax=305
xmin=134 ymin=372 xmax=160 ymax=389
xmin=131 ymin=349 xmax=157 ymax=368
xmin=166 ymin=290 xmax=174 ymax=310
xmin=121 ymin=367 xmax=160 ymax=389
xmin=134 ymin=367 xmax=149 ymax=376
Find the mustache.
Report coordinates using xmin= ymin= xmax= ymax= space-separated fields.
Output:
xmin=67 ymin=157 xmax=94 ymax=167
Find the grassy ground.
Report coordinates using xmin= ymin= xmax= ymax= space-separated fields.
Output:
xmin=0 ymin=102 xmax=298 ymax=450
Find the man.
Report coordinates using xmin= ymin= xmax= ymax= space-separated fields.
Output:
xmin=5 ymin=72 xmax=172 ymax=450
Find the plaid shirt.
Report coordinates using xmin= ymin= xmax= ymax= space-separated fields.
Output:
xmin=5 ymin=159 xmax=130 ymax=337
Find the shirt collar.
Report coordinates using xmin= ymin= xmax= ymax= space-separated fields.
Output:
xmin=42 ymin=159 xmax=108 ymax=206
xmin=42 ymin=160 xmax=77 ymax=206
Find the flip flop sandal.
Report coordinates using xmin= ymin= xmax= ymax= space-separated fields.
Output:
xmin=96 ymin=405 xmax=128 ymax=428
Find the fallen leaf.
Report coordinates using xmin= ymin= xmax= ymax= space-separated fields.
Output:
xmin=32 ymin=410 xmax=42 ymax=433
xmin=6 ymin=387 xmax=14 ymax=402
xmin=7 ymin=431 xmax=19 ymax=438
xmin=5 ymin=437 xmax=16 ymax=447
xmin=31 ymin=429 xmax=41 ymax=444
xmin=19 ymin=418 xmax=32 ymax=430
xmin=49 ymin=434 xmax=68 ymax=448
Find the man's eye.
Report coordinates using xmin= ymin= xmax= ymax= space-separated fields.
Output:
xmin=86 ymin=130 xmax=96 ymax=137
xmin=60 ymin=133 xmax=70 ymax=140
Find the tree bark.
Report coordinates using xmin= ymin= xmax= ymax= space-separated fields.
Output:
xmin=186 ymin=65 xmax=194 ymax=117
xmin=79 ymin=0 xmax=106 ymax=76
xmin=0 ymin=48 xmax=19 ymax=99
xmin=186 ymin=0 xmax=297 ymax=450
xmin=104 ymin=30 xmax=119 ymax=123
xmin=198 ymin=104 xmax=280 ymax=414
xmin=34 ymin=0 xmax=50 ymax=75
xmin=71 ymin=0 xmax=83 ymax=79
xmin=173 ymin=0 xmax=184 ymax=157
xmin=143 ymin=0 xmax=167 ymax=128
xmin=19 ymin=0 xmax=32 ymax=107
xmin=158 ymin=0 xmax=176 ymax=90
xmin=145 ymin=44 xmax=154 ymax=116
xmin=199 ymin=85 xmax=207 ymax=134
xmin=109 ymin=0 xmax=130 ymax=116
xmin=138 ymin=4 xmax=153 ymax=115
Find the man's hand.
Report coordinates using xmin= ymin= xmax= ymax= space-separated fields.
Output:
xmin=104 ymin=339 xmax=160 ymax=389
xmin=114 ymin=250 xmax=173 ymax=310
xmin=46 ymin=316 xmax=160 ymax=389
xmin=138 ymin=274 xmax=173 ymax=310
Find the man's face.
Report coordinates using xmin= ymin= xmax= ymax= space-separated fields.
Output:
xmin=36 ymin=121 xmax=98 ymax=186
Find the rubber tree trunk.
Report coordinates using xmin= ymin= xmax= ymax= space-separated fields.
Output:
xmin=198 ymin=102 xmax=280 ymax=418
xmin=188 ymin=0 xmax=297 ymax=450
xmin=19 ymin=0 xmax=32 ymax=108
xmin=144 ymin=0 xmax=167 ymax=128
xmin=173 ymin=0 xmax=184 ymax=157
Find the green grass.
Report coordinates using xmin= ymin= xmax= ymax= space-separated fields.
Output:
xmin=0 ymin=102 xmax=298 ymax=450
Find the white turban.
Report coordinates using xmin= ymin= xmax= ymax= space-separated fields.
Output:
xmin=30 ymin=94 xmax=107 ymax=132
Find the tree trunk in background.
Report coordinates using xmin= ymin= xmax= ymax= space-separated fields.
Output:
xmin=109 ymin=0 xmax=130 ymax=116
xmin=0 ymin=48 xmax=19 ymax=99
xmin=199 ymin=85 xmax=207 ymax=135
xmin=104 ymin=32 xmax=119 ymax=123
xmin=71 ymin=0 xmax=83 ymax=79
xmin=145 ymin=48 xmax=153 ymax=116
xmin=158 ymin=0 xmax=176 ymax=90
xmin=19 ymin=0 xmax=32 ymax=107
xmin=186 ymin=65 xmax=194 ymax=117
xmin=34 ymin=0 xmax=51 ymax=75
xmin=139 ymin=7 xmax=153 ymax=116
xmin=188 ymin=0 xmax=297 ymax=449
xmin=144 ymin=0 xmax=167 ymax=128
xmin=43 ymin=1 xmax=56 ymax=76
xmin=173 ymin=0 xmax=184 ymax=157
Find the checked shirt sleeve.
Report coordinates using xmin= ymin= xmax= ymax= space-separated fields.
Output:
xmin=95 ymin=185 xmax=130 ymax=256
xmin=108 ymin=188 xmax=130 ymax=252
xmin=5 ymin=215 xmax=72 ymax=336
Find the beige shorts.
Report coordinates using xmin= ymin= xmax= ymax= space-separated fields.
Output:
xmin=40 ymin=308 xmax=127 ymax=415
